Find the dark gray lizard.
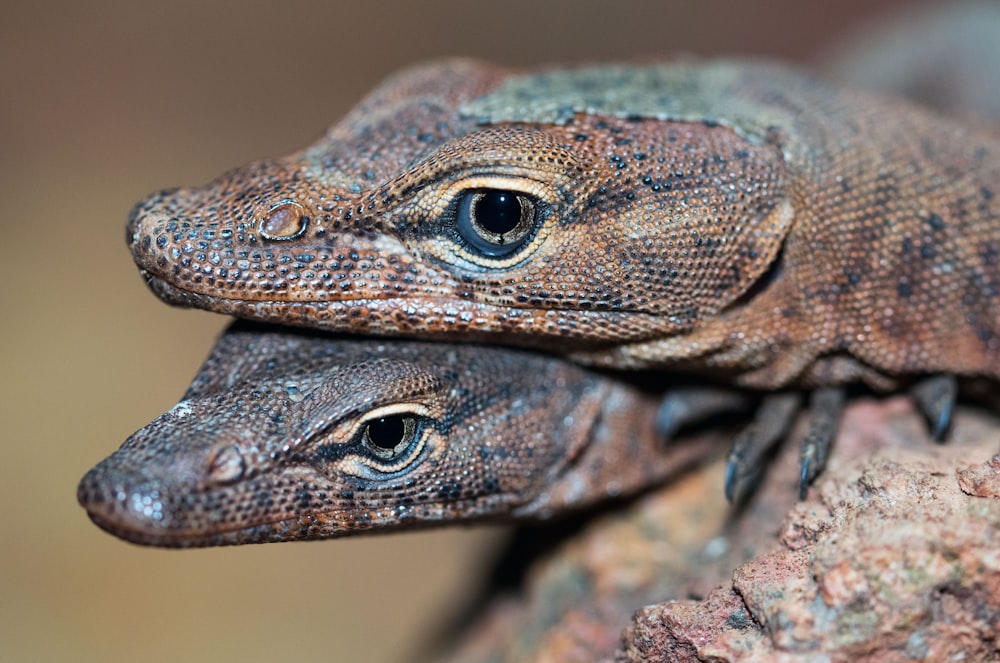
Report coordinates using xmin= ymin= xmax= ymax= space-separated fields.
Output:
xmin=78 ymin=323 xmax=715 ymax=547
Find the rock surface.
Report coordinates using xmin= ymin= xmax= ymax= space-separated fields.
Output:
xmin=438 ymin=398 xmax=1000 ymax=663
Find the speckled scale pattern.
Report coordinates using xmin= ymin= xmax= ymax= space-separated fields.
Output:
xmin=459 ymin=61 xmax=782 ymax=142
xmin=128 ymin=58 xmax=1000 ymax=390
xmin=78 ymin=323 xmax=711 ymax=547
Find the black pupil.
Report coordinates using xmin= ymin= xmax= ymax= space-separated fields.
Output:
xmin=366 ymin=416 xmax=406 ymax=450
xmin=475 ymin=191 xmax=522 ymax=235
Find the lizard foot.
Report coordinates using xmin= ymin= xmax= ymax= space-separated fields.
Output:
xmin=909 ymin=374 xmax=957 ymax=441
xmin=724 ymin=392 xmax=801 ymax=503
xmin=797 ymin=387 xmax=846 ymax=499
xmin=656 ymin=387 xmax=751 ymax=440
xmin=725 ymin=377 xmax=957 ymax=503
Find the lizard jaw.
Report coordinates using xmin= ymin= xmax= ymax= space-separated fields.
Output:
xmin=140 ymin=270 xmax=677 ymax=353
xmin=77 ymin=459 xmax=418 ymax=548
xmin=78 ymin=466 xmax=492 ymax=548
xmin=81 ymin=510 xmax=271 ymax=549
xmin=81 ymin=508 xmax=390 ymax=548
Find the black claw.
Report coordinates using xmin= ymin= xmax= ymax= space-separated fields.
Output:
xmin=910 ymin=374 xmax=957 ymax=441
xmin=724 ymin=457 xmax=739 ymax=503
xmin=798 ymin=455 xmax=812 ymax=500
xmin=724 ymin=392 xmax=801 ymax=503
xmin=796 ymin=387 xmax=846 ymax=498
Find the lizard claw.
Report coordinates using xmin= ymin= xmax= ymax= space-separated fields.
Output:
xmin=910 ymin=374 xmax=957 ymax=441
xmin=724 ymin=392 xmax=801 ymax=503
xmin=726 ymin=378 xmax=951 ymax=503
xmin=797 ymin=387 xmax=846 ymax=499
xmin=798 ymin=455 xmax=813 ymax=501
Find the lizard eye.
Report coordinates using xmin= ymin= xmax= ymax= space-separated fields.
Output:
xmin=456 ymin=189 xmax=537 ymax=257
xmin=361 ymin=414 xmax=420 ymax=461
xmin=311 ymin=405 xmax=432 ymax=477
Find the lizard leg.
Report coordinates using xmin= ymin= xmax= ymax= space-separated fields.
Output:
xmin=909 ymin=374 xmax=957 ymax=441
xmin=656 ymin=387 xmax=751 ymax=440
xmin=724 ymin=392 xmax=802 ymax=503
xmin=797 ymin=387 xmax=846 ymax=499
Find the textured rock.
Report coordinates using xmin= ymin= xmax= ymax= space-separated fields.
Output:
xmin=437 ymin=425 xmax=738 ymax=663
xmin=624 ymin=403 xmax=1000 ymax=662
xmin=439 ymin=399 xmax=1000 ymax=663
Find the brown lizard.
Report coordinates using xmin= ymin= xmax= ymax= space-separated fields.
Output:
xmin=125 ymin=58 xmax=1000 ymax=498
xmin=78 ymin=322 xmax=714 ymax=547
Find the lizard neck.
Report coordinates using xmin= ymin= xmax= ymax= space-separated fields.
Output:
xmin=512 ymin=382 xmax=716 ymax=520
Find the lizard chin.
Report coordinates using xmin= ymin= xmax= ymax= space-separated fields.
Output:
xmin=81 ymin=511 xmax=251 ymax=549
xmin=81 ymin=510 xmax=363 ymax=549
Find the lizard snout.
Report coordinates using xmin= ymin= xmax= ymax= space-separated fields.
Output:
xmin=77 ymin=458 xmax=178 ymax=546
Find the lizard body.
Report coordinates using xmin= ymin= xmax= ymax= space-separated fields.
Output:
xmin=128 ymin=58 xmax=1000 ymax=393
xmin=78 ymin=323 xmax=710 ymax=547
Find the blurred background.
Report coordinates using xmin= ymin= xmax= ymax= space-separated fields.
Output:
xmin=0 ymin=1 xmax=947 ymax=661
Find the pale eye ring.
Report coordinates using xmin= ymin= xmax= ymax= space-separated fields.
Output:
xmin=456 ymin=189 xmax=537 ymax=257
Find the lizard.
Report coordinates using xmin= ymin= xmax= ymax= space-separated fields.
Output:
xmin=77 ymin=322 xmax=715 ymax=547
xmin=124 ymin=58 xmax=1000 ymax=498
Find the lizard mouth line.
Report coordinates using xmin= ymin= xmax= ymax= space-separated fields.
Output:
xmin=85 ymin=508 xmax=307 ymax=549
xmin=142 ymin=271 xmax=666 ymax=319
xmin=143 ymin=270 xmax=404 ymax=305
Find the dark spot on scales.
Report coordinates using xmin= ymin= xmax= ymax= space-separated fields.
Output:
xmin=438 ymin=481 xmax=464 ymax=500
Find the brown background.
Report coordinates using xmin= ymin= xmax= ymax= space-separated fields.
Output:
xmin=1 ymin=1 xmax=925 ymax=661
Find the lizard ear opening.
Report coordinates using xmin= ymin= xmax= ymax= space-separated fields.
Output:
xmin=259 ymin=200 xmax=309 ymax=240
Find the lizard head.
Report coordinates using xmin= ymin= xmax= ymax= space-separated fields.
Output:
xmin=127 ymin=59 xmax=792 ymax=353
xmin=77 ymin=323 xmax=688 ymax=548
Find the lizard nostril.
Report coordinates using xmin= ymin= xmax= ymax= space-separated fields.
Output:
xmin=260 ymin=200 xmax=308 ymax=240
xmin=208 ymin=445 xmax=246 ymax=484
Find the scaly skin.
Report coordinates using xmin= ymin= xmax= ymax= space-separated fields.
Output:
xmin=77 ymin=322 xmax=712 ymax=547
xmin=127 ymin=58 xmax=1000 ymax=393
